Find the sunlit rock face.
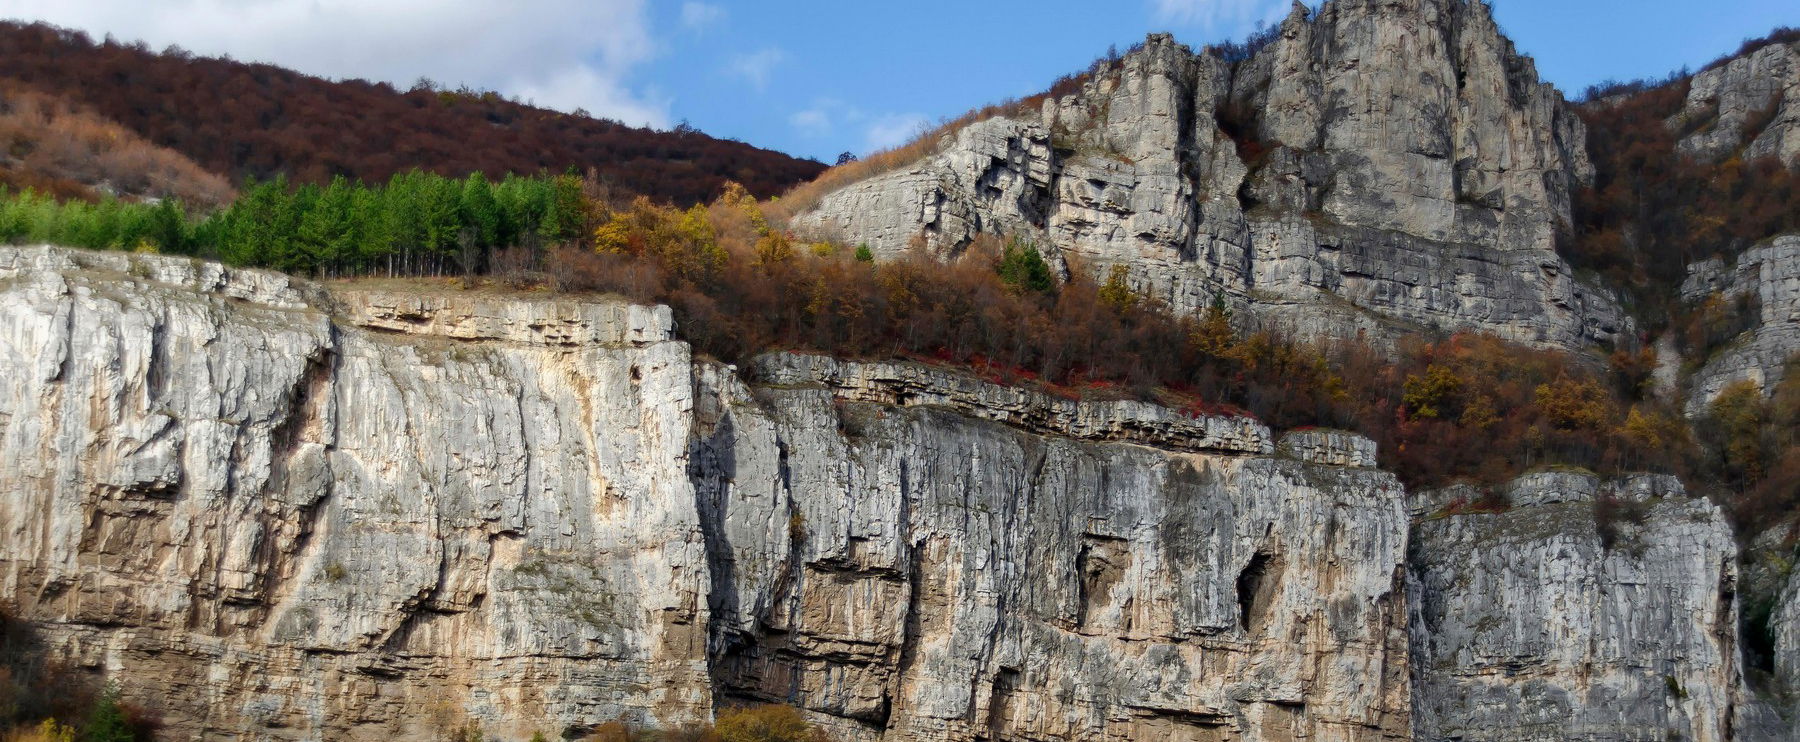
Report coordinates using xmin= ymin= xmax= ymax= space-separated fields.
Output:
xmin=1 ymin=247 xmax=1411 ymax=740
xmin=0 ymin=246 xmax=711 ymax=740
xmin=794 ymin=0 xmax=1626 ymax=350
xmin=0 ymin=245 xmax=1780 ymax=741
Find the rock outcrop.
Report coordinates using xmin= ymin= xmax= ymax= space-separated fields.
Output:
xmin=1 ymin=246 xmax=1790 ymax=739
xmin=792 ymin=1 xmax=1627 ymax=350
xmin=1680 ymin=235 xmax=1800 ymax=415
xmin=0 ymin=246 xmax=713 ymax=739
xmin=0 ymin=247 xmax=1415 ymax=740
xmin=1672 ymin=37 xmax=1800 ymax=165
xmin=697 ymin=356 xmax=1411 ymax=741
xmin=1408 ymin=473 xmax=1753 ymax=741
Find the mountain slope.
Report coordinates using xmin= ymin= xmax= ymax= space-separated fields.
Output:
xmin=0 ymin=21 xmax=825 ymax=204
xmin=0 ymin=78 xmax=232 ymax=205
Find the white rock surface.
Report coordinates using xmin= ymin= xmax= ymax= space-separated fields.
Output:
xmin=0 ymin=246 xmax=712 ymax=740
xmin=792 ymin=1 xmax=1627 ymax=350
xmin=0 ymin=246 xmax=1782 ymax=740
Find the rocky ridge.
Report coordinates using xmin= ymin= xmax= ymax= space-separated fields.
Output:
xmin=1672 ymin=37 xmax=1800 ymax=165
xmin=793 ymin=0 xmax=1627 ymax=350
xmin=0 ymin=246 xmax=1792 ymax=741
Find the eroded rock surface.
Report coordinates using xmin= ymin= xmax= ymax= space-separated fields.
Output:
xmin=0 ymin=246 xmax=711 ymax=740
xmin=1680 ymin=235 xmax=1800 ymax=415
xmin=696 ymin=359 xmax=1411 ymax=741
xmin=1 ymin=246 xmax=1787 ymax=740
xmin=793 ymin=1 xmax=1626 ymax=349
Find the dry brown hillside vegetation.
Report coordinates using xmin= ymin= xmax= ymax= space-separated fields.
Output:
xmin=0 ymin=21 xmax=824 ymax=205
xmin=0 ymin=80 xmax=231 ymax=206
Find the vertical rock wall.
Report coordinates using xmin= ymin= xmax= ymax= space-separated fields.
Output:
xmin=1409 ymin=473 xmax=1751 ymax=741
xmin=0 ymin=247 xmax=712 ymax=740
xmin=0 ymin=246 xmax=1783 ymax=740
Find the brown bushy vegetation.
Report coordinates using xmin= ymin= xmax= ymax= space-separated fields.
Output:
xmin=545 ymin=189 xmax=1689 ymax=493
xmin=0 ymin=609 xmax=156 ymax=741
xmin=0 ymin=22 xmax=823 ymax=204
xmin=0 ymin=80 xmax=231 ymax=206
xmin=1699 ymin=26 xmax=1800 ymax=73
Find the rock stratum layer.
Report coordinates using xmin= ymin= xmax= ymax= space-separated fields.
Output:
xmin=0 ymin=246 xmax=1793 ymax=741
xmin=792 ymin=0 xmax=1627 ymax=350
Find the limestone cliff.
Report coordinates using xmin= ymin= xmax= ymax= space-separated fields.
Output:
xmin=1672 ymin=37 xmax=1800 ymax=165
xmin=0 ymin=246 xmax=1408 ymax=740
xmin=1680 ymin=235 xmax=1800 ymax=415
xmin=792 ymin=1 xmax=1626 ymax=350
xmin=0 ymin=246 xmax=1785 ymax=740
xmin=0 ymin=247 xmax=713 ymax=738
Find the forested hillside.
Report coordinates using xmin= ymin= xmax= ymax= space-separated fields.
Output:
xmin=0 ymin=22 xmax=825 ymax=204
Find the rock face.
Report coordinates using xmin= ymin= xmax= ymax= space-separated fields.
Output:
xmin=1680 ymin=235 xmax=1800 ymax=415
xmin=1409 ymin=473 xmax=1751 ymax=741
xmin=1673 ymin=38 xmax=1800 ymax=165
xmin=0 ymin=247 xmax=712 ymax=739
xmin=0 ymin=246 xmax=1779 ymax=740
xmin=1774 ymin=562 xmax=1800 ymax=727
xmin=0 ymin=247 xmax=1412 ymax=740
xmin=697 ymin=355 xmax=1411 ymax=741
xmin=792 ymin=1 xmax=1626 ymax=350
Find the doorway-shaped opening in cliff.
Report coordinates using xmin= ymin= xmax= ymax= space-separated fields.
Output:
xmin=1076 ymin=535 xmax=1131 ymax=632
xmin=1236 ymin=549 xmax=1281 ymax=636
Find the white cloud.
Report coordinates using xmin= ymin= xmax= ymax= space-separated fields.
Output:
xmin=0 ymin=0 xmax=671 ymax=127
xmin=1150 ymin=0 xmax=1287 ymax=29
xmin=680 ymin=2 xmax=725 ymax=33
xmin=790 ymin=108 xmax=832 ymax=136
xmin=725 ymin=47 xmax=786 ymax=91
xmin=865 ymin=113 xmax=929 ymax=151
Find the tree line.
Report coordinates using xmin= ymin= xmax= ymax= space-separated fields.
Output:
xmin=0 ymin=171 xmax=588 ymax=278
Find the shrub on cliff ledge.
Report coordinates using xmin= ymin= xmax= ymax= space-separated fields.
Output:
xmin=714 ymin=705 xmax=821 ymax=742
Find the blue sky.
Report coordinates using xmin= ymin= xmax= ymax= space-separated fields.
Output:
xmin=5 ymin=0 xmax=1798 ymax=162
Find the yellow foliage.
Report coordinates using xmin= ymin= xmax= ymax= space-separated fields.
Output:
xmin=1533 ymin=376 xmax=1612 ymax=431
xmin=1402 ymin=364 xmax=1462 ymax=419
xmin=1709 ymin=380 xmax=1770 ymax=481
xmin=714 ymin=704 xmax=816 ymax=742
xmin=593 ymin=218 xmax=635 ymax=254
xmin=2 ymin=719 xmax=76 ymax=742
xmin=1189 ymin=303 xmax=1235 ymax=358
xmin=1098 ymin=265 xmax=1138 ymax=312
xmin=1459 ymin=393 xmax=1500 ymax=431
xmin=754 ymin=231 xmax=795 ymax=267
